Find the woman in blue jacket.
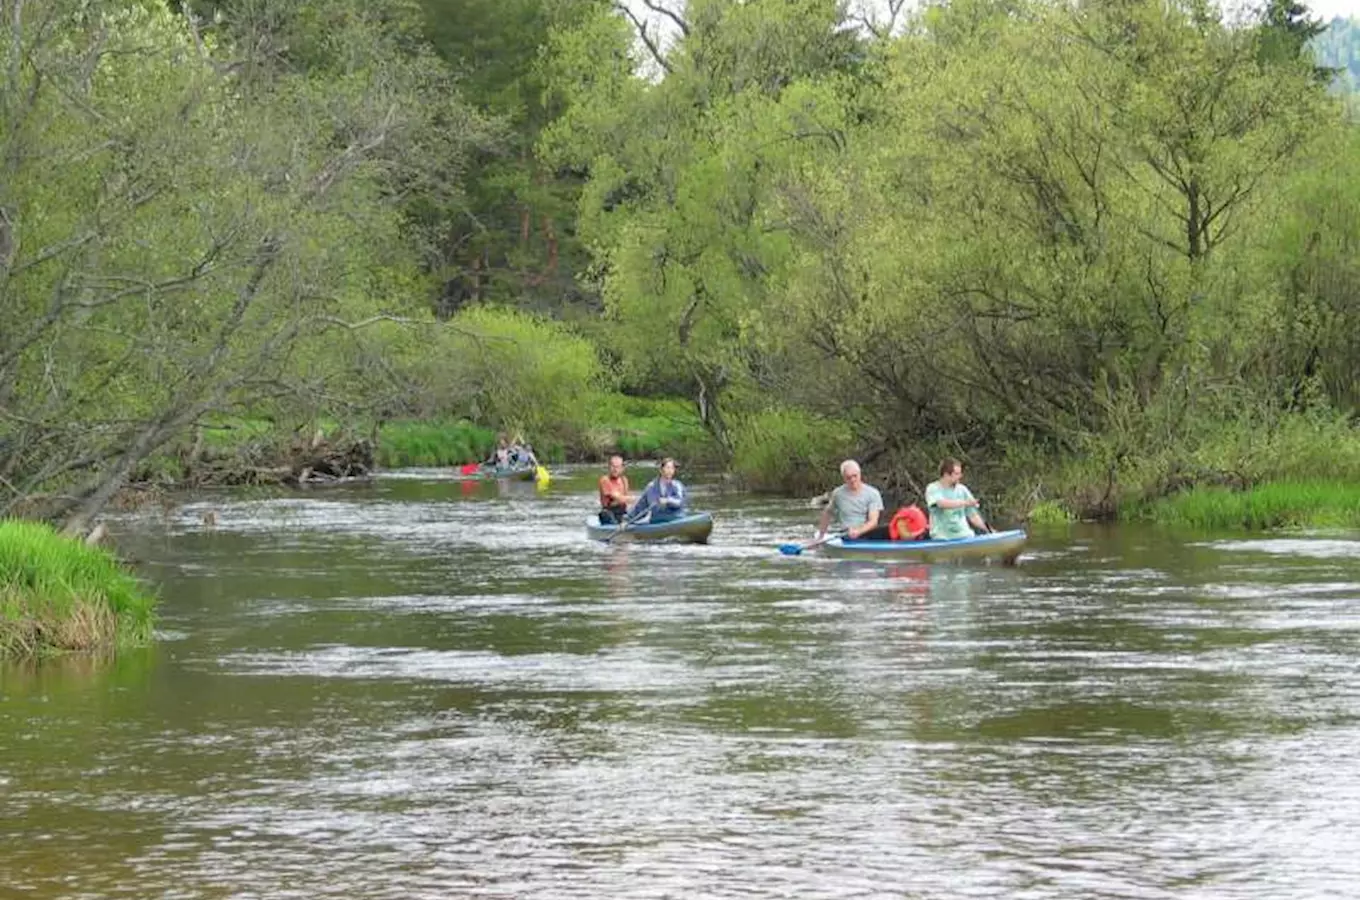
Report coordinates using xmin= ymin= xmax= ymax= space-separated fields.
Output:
xmin=628 ymin=458 xmax=687 ymax=524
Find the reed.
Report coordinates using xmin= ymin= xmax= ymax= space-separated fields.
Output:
xmin=590 ymin=395 xmax=715 ymax=462
xmin=375 ymin=420 xmax=497 ymax=468
xmin=0 ymin=520 xmax=156 ymax=656
xmin=1137 ymin=480 xmax=1360 ymax=530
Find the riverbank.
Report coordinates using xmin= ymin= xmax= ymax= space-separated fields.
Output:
xmin=0 ymin=520 xmax=157 ymax=656
xmin=137 ymin=395 xmax=719 ymax=488
xmin=122 ymin=399 xmax=1360 ymax=534
xmin=992 ymin=412 xmax=1360 ymax=530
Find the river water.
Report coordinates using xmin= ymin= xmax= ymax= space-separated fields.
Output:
xmin=3 ymin=467 xmax=1359 ymax=899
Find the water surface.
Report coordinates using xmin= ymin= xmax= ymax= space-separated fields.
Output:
xmin=3 ymin=468 xmax=1359 ymax=898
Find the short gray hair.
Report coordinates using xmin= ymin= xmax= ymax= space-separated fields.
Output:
xmin=839 ymin=459 xmax=861 ymax=477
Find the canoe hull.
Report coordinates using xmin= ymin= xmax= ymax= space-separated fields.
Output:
xmin=492 ymin=464 xmax=538 ymax=482
xmin=821 ymin=529 xmax=1027 ymax=562
xmin=452 ymin=464 xmax=537 ymax=482
xmin=586 ymin=512 xmax=714 ymax=544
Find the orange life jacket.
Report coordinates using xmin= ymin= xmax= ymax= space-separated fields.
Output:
xmin=888 ymin=505 xmax=928 ymax=541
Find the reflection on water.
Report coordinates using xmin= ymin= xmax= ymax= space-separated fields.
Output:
xmin=3 ymin=467 xmax=1360 ymax=899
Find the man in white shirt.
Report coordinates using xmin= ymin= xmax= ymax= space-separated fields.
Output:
xmin=816 ymin=460 xmax=886 ymax=540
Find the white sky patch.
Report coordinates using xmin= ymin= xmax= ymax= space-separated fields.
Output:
xmin=619 ymin=0 xmax=1359 ymax=60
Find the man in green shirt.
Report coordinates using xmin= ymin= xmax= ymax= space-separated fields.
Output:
xmin=925 ymin=457 xmax=993 ymax=540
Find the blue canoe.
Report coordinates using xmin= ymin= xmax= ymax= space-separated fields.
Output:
xmin=586 ymin=511 xmax=714 ymax=544
xmin=821 ymin=528 xmax=1028 ymax=562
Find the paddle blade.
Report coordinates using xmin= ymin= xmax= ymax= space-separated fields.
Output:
xmin=459 ymin=463 xmax=479 ymax=475
xmin=778 ymin=543 xmax=805 ymax=555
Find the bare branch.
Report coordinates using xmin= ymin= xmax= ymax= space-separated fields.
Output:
xmin=614 ymin=3 xmax=671 ymax=75
xmin=639 ymin=0 xmax=689 ymax=37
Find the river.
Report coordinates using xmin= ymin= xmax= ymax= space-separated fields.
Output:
xmin=3 ymin=466 xmax=1359 ymax=898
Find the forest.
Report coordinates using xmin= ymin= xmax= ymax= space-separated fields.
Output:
xmin=3 ymin=0 xmax=1359 ymax=533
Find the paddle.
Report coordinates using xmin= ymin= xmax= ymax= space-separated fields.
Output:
xmin=778 ymin=530 xmax=844 ymax=556
xmin=604 ymin=509 xmax=646 ymax=543
xmin=459 ymin=463 xmax=480 ymax=476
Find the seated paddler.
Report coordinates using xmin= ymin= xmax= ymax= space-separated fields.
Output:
xmin=628 ymin=457 xmax=687 ymax=524
xmin=597 ymin=454 xmax=633 ymax=524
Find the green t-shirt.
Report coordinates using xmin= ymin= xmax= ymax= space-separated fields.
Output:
xmin=925 ymin=480 xmax=976 ymax=539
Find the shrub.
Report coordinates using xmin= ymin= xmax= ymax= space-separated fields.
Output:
xmin=420 ymin=307 xmax=607 ymax=446
xmin=376 ymin=420 xmax=496 ymax=467
xmin=731 ymin=409 xmax=854 ymax=494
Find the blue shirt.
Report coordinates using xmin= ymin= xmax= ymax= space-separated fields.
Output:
xmin=630 ymin=478 xmax=685 ymax=518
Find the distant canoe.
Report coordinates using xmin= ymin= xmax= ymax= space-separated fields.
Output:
xmin=821 ymin=528 xmax=1027 ymax=562
xmin=454 ymin=463 xmax=538 ymax=482
xmin=491 ymin=464 xmax=538 ymax=482
xmin=586 ymin=511 xmax=714 ymax=544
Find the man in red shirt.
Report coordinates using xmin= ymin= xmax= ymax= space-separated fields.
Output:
xmin=598 ymin=455 xmax=634 ymax=524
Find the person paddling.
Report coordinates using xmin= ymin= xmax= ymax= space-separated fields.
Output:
xmin=816 ymin=460 xmax=888 ymax=540
xmin=629 ymin=458 xmax=687 ymax=524
xmin=925 ymin=457 xmax=993 ymax=539
xmin=487 ymin=434 xmax=510 ymax=468
xmin=597 ymin=454 xmax=634 ymax=524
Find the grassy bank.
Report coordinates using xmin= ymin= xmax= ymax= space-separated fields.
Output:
xmin=995 ymin=411 xmax=1360 ymax=530
xmin=177 ymin=395 xmax=719 ymax=473
xmin=373 ymin=396 xmax=715 ymax=467
xmin=1131 ymin=481 xmax=1360 ymax=530
xmin=0 ymin=521 xmax=157 ymax=656
xmin=375 ymin=421 xmax=497 ymax=468
xmin=587 ymin=396 xmax=715 ymax=463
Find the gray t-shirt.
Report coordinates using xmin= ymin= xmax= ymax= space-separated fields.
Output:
xmin=829 ymin=483 xmax=884 ymax=530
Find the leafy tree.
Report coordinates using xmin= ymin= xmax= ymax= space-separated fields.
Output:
xmin=0 ymin=0 xmax=483 ymax=531
xmin=408 ymin=0 xmax=606 ymax=317
xmin=541 ymin=0 xmax=867 ymax=446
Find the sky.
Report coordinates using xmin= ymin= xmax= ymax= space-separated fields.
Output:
xmin=1218 ymin=0 xmax=1360 ymax=24
xmin=1306 ymin=0 xmax=1360 ymax=19
xmin=620 ymin=0 xmax=1358 ymax=64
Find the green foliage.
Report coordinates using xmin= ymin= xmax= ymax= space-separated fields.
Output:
xmin=1249 ymin=127 xmax=1360 ymax=409
xmin=730 ymin=408 xmax=853 ymax=494
xmin=376 ymin=421 xmax=496 ymax=467
xmin=0 ymin=0 xmax=486 ymax=528
xmin=1026 ymin=501 xmax=1076 ymax=526
xmin=1137 ymin=481 xmax=1360 ymax=530
xmin=589 ymin=395 xmax=717 ymax=461
xmin=199 ymin=419 xmax=279 ymax=450
xmin=407 ymin=0 xmax=604 ymax=314
xmin=545 ymin=0 xmax=1351 ymax=513
xmin=416 ymin=306 xmax=606 ymax=442
xmin=1002 ymin=405 xmax=1360 ymax=522
xmin=3 ymin=0 xmax=1358 ymax=532
xmin=0 ymin=520 xmax=156 ymax=656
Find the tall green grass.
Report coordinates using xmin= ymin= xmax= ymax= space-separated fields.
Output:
xmin=582 ymin=395 xmax=717 ymax=462
xmin=0 ymin=520 xmax=157 ymax=656
xmin=375 ymin=420 xmax=497 ymax=468
xmin=1136 ymin=480 xmax=1360 ymax=530
xmin=1001 ymin=409 xmax=1360 ymax=524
